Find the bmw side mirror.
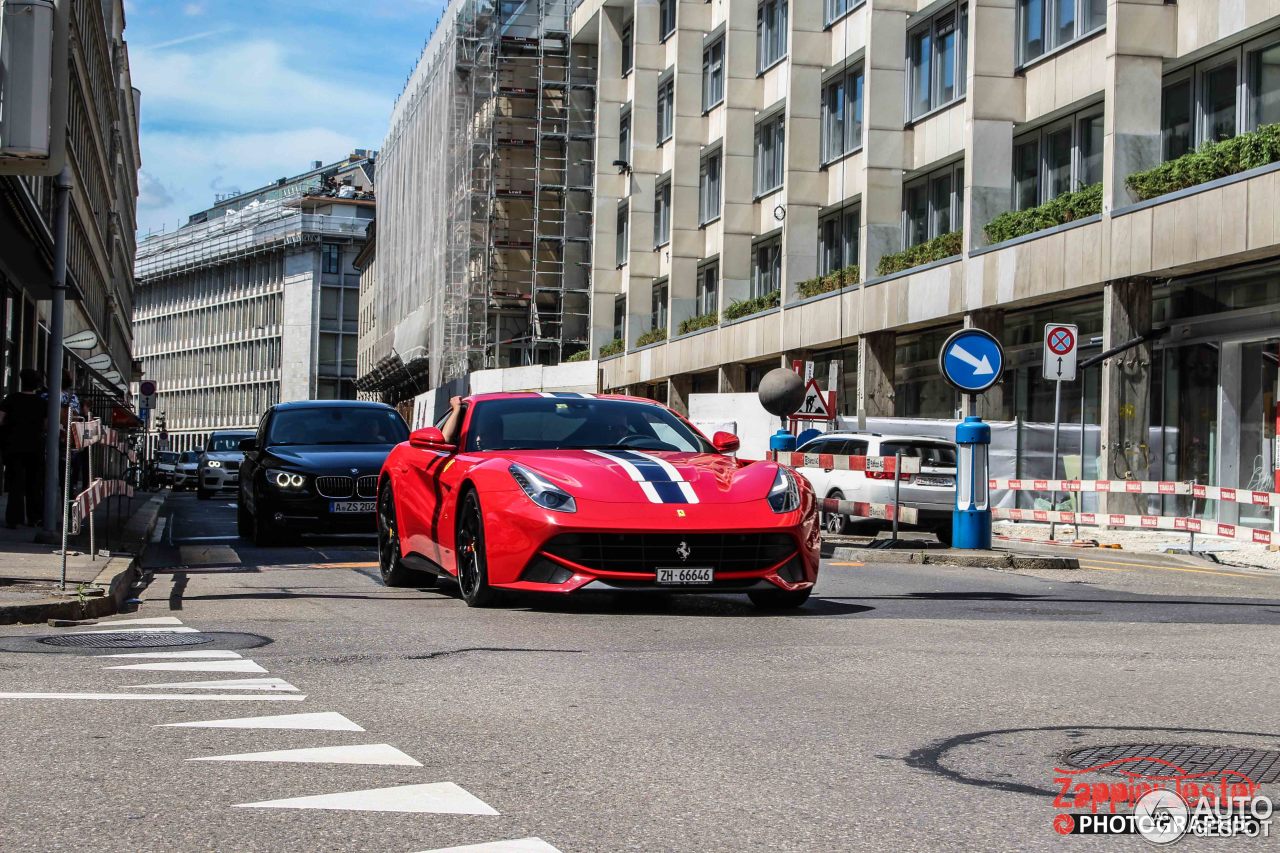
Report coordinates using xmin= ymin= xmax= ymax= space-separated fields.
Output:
xmin=712 ymin=431 xmax=740 ymax=453
xmin=239 ymin=438 xmax=257 ymax=452
xmin=410 ymin=427 xmax=455 ymax=452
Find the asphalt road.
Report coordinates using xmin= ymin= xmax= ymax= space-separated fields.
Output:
xmin=2 ymin=491 xmax=1279 ymax=852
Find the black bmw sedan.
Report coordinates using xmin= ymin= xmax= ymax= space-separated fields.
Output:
xmin=238 ymin=400 xmax=409 ymax=545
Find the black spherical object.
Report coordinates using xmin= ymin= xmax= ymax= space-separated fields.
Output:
xmin=758 ymin=368 xmax=806 ymax=417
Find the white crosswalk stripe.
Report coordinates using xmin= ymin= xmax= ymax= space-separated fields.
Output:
xmin=130 ymin=677 xmax=298 ymax=691
xmin=411 ymin=839 xmax=563 ymax=853
xmin=233 ymin=782 xmax=499 ymax=815
xmin=106 ymin=660 xmax=268 ymax=673
xmin=190 ymin=743 xmax=420 ymax=766
xmin=158 ymin=712 xmax=364 ymax=731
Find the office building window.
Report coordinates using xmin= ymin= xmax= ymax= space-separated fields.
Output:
xmin=616 ymin=202 xmax=629 ymax=266
xmin=699 ymin=149 xmax=722 ymax=225
xmin=819 ymin=205 xmax=860 ymax=275
xmin=696 ymin=261 xmax=719 ymax=316
xmin=659 ymin=0 xmax=676 ymax=40
xmin=652 ymin=279 xmax=669 ymax=331
xmin=703 ymin=38 xmax=725 ymax=110
xmin=618 ymin=107 xmax=631 ymax=164
xmin=621 ymin=23 xmax=633 ymax=76
xmin=757 ymin=0 xmax=788 ymax=72
xmin=821 ymin=65 xmax=864 ymax=163
xmin=903 ymin=162 xmax=963 ymax=247
xmin=1018 ymin=0 xmax=1105 ymax=66
xmin=907 ymin=4 xmax=968 ymax=121
xmin=657 ymin=76 xmax=674 ymax=143
xmin=751 ymin=237 xmax=782 ymax=298
xmin=1160 ymin=35 xmax=1280 ymax=161
xmin=1010 ymin=108 xmax=1102 ymax=210
xmin=654 ymin=179 xmax=672 ymax=247
xmin=321 ymin=244 xmax=341 ymax=274
xmin=754 ymin=114 xmax=785 ymax=197
xmin=825 ymin=0 xmax=862 ymax=25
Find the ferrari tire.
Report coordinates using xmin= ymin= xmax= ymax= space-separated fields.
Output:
xmin=378 ymin=482 xmax=435 ymax=588
xmin=456 ymin=490 xmax=499 ymax=607
xmin=823 ymin=490 xmax=851 ymax=535
xmin=748 ymin=587 xmax=812 ymax=610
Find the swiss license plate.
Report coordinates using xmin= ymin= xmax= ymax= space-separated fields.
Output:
xmin=330 ymin=500 xmax=374 ymax=513
xmin=914 ymin=476 xmax=955 ymax=487
xmin=656 ymin=567 xmax=714 ymax=585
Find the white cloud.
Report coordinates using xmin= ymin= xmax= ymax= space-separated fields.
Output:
xmin=183 ymin=2 xmax=205 ymax=15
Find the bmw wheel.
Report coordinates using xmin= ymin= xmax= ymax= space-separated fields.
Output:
xmin=824 ymin=490 xmax=852 ymax=535
xmin=378 ymin=482 xmax=435 ymax=588
xmin=249 ymin=490 xmax=278 ymax=547
xmin=455 ymin=490 xmax=499 ymax=607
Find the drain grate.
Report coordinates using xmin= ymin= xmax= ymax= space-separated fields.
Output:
xmin=1064 ymin=744 xmax=1280 ymax=784
xmin=37 ymin=632 xmax=213 ymax=649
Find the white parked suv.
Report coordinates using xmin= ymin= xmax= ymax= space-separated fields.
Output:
xmin=198 ymin=430 xmax=255 ymax=500
xmin=793 ymin=431 xmax=959 ymax=545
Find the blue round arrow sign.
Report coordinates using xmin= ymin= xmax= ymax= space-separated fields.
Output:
xmin=938 ymin=328 xmax=1004 ymax=393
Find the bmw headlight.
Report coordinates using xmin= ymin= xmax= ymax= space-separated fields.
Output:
xmin=767 ymin=467 xmax=800 ymax=513
xmin=205 ymin=460 xmax=222 ymax=468
xmin=266 ymin=469 xmax=306 ymax=490
xmin=509 ymin=463 xmax=576 ymax=513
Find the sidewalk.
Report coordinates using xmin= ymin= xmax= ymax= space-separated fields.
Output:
xmin=823 ymin=530 xmax=1078 ymax=569
xmin=0 ymin=489 xmax=167 ymax=624
xmin=993 ymin=520 xmax=1280 ymax=571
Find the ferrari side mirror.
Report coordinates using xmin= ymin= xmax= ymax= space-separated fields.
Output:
xmin=712 ymin=431 xmax=740 ymax=453
xmin=410 ymin=427 xmax=456 ymax=452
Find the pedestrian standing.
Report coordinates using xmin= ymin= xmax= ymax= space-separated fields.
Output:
xmin=0 ymin=369 xmax=47 ymax=529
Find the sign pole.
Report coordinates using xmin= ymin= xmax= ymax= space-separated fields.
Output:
xmin=1050 ymin=377 xmax=1062 ymax=540
xmin=938 ymin=330 xmax=1004 ymax=550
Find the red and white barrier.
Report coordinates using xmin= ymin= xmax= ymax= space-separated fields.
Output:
xmin=774 ymin=452 xmax=922 ymax=475
xmin=819 ymin=497 xmax=918 ymax=524
xmin=69 ymin=478 xmax=134 ymax=536
xmin=993 ymin=508 xmax=1275 ymax=546
xmin=989 ymin=478 xmax=1280 ymax=509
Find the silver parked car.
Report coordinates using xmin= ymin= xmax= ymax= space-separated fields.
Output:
xmin=198 ymin=430 xmax=255 ymax=500
xmin=793 ymin=431 xmax=958 ymax=545
xmin=174 ymin=450 xmax=200 ymax=490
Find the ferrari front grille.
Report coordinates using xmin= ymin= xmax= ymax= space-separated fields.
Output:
xmin=542 ymin=532 xmax=796 ymax=574
xmin=315 ymin=476 xmax=354 ymax=499
xmin=356 ymin=475 xmax=379 ymax=498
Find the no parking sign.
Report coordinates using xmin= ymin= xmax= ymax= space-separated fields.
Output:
xmin=1043 ymin=324 xmax=1078 ymax=382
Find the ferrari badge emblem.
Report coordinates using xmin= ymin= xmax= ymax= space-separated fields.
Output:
xmin=676 ymin=541 xmax=691 ymax=562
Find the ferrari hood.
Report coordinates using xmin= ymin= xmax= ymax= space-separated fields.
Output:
xmin=499 ymin=449 xmax=778 ymax=505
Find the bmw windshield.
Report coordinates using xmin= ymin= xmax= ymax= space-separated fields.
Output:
xmin=465 ymin=397 xmax=712 ymax=453
xmin=267 ymin=408 xmax=409 ymax=447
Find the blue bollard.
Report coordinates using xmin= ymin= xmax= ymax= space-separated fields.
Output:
xmin=952 ymin=415 xmax=991 ymax=549
xmin=769 ymin=429 xmax=797 ymax=454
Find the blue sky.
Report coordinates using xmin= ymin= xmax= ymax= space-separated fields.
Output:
xmin=125 ymin=0 xmax=447 ymax=234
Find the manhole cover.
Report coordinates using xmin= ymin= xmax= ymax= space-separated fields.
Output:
xmin=1064 ymin=744 xmax=1280 ymax=784
xmin=37 ymin=632 xmax=213 ymax=649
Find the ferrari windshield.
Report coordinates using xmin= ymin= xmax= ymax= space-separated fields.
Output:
xmin=465 ymin=397 xmax=713 ymax=453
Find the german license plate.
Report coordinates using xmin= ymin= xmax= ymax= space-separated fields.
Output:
xmin=914 ymin=476 xmax=955 ymax=487
xmin=330 ymin=500 xmax=374 ymax=513
xmin=656 ymin=567 xmax=714 ymax=585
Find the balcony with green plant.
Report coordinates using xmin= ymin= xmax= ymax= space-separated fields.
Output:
xmin=875 ymin=231 xmax=963 ymax=276
xmin=1126 ymin=123 xmax=1280 ymax=201
xmin=796 ymin=264 xmax=860 ymax=299
xmin=678 ymin=311 xmax=718 ymax=335
xmin=722 ymin=289 xmax=780 ymax=321
xmin=599 ymin=337 xmax=623 ymax=358
xmin=983 ymin=183 xmax=1102 ymax=244
xmin=636 ymin=326 xmax=668 ymax=347
xmin=564 ymin=349 xmax=589 ymax=362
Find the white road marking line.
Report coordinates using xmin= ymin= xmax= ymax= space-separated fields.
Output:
xmin=0 ymin=692 xmax=305 ymax=702
xmin=93 ymin=616 xmax=184 ymax=627
xmin=412 ymin=840 xmax=563 ymax=853
xmin=95 ymin=651 xmax=243 ymax=660
xmin=156 ymin=711 xmax=364 ymax=731
xmin=70 ymin=627 xmax=200 ymax=635
xmin=129 ymin=677 xmax=298 ymax=692
xmin=190 ymin=743 xmax=420 ymax=766
xmin=106 ymin=660 xmax=267 ymax=674
xmin=233 ymin=782 xmax=499 ymax=815
xmin=150 ymin=517 xmax=168 ymax=544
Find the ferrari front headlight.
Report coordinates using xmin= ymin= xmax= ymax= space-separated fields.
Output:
xmin=509 ymin=463 xmax=576 ymax=513
xmin=767 ymin=467 xmax=800 ymax=513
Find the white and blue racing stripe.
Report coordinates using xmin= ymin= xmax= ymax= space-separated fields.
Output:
xmin=537 ymin=392 xmax=595 ymax=399
xmin=587 ymin=449 xmax=699 ymax=504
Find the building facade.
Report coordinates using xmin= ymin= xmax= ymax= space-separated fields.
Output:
xmin=365 ymin=0 xmax=596 ymax=400
xmin=0 ymin=0 xmax=141 ymax=406
xmin=133 ymin=154 xmax=375 ymax=450
xmin=571 ymin=0 xmax=1280 ymax=518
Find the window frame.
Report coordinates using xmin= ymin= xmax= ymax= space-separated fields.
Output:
xmin=616 ymin=201 xmax=630 ymax=268
xmin=654 ymin=177 xmax=672 ymax=248
xmin=1016 ymin=0 xmax=1106 ymax=68
xmin=757 ymin=0 xmax=789 ymax=74
xmin=1010 ymin=105 xmax=1103 ymax=210
xmin=902 ymin=161 xmax=964 ymax=248
xmin=750 ymin=235 xmax=783 ymax=299
xmin=656 ymin=74 xmax=675 ymax=145
xmin=818 ymin=203 xmax=861 ymax=276
xmin=618 ymin=105 xmax=632 ymax=165
xmin=612 ymin=294 xmax=626 ymax=342
xmin=906 ymin=3 xmax=968 ymax=122
xmin=651 ymin=278 xmax=669 ymax=332
xmin=621 ymin=22 xmax=634 ymax=77
xmin=824 ymin=0 xmax=865 ymax=27
xmin=659 ymin=0 xmax=676 ymax=41
xmin=702 ymin=37 xmax=725 ymax=111
xmin=321 ymin=243 xmax=341 ymax=274
xmin=696 ymin=259 xmax=719 ymax=318
xmin=754 ymin=113 xmax=786 ymax=198
xmin=821 ymin=63 xmax=865 ymax=165
xmin=698 ymin=147 xmax=723 ymax=226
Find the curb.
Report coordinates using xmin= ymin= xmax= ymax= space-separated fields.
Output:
xmin=830 ymin=546 xmax=1078 ymax=570
xmin=0 ymin=493 xmax=167 ymax=626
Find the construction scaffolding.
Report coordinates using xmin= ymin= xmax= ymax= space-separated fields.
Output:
xmin=372 ymin=0 xmax=596 ymax=390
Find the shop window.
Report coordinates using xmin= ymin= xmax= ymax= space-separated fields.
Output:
xmin=907 ymin=4 xmax=967 ymax=121
xmin=754 ymin=114 xmax=785 ymax=197
xmin=821 ymin=65 xmax=864 ymax=163
xmin=757 ymin=0 xmax=788 ymax=72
